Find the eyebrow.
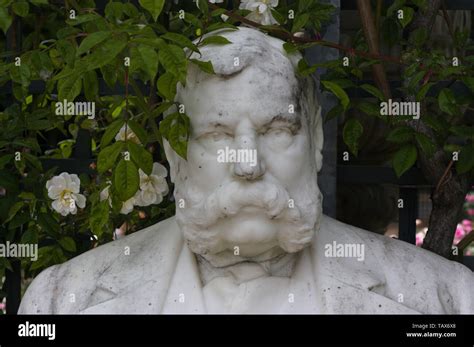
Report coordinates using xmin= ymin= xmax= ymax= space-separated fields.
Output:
xmin=260 ymin=114 xmax=302 ymax=133
xmin=193 ymin=113 xmax=302 ymax=135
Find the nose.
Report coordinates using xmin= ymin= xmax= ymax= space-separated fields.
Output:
xmin=232 ymin=131 xmax=266 ymax=181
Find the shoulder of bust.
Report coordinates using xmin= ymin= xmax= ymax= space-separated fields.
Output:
xmin=319 ymin=215 xmax=474 ymax=313
xmin=18 ymin=216 xmax=180 ymax=314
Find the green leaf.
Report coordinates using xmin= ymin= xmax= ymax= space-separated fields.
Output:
xmin=114 ymin=158 xmax=140 ymax=201
xmin=66 ymin=13 xmax=100 ymax=26
xmin=105 ymin=1 xmax=123 ymax=20
xmin=12 ymin=1 xmax=29 ymax=17
xmin=21 ymin=227 xmax=38 ymax=245
xmin=137 ymin=45 xmax=158 ymax=81
xmin=190 ymin=59 xmax=215 ymax=74
xmin=438 ymin=88 xmax=457 ymax=116
xmin=271 ymin=8 xmax=286 ymax=25
xmin=360 ymin=84 xmax=385 ymax=101
xmin=98 ymin=142 xmax=124 ymax=174
xmin=407 ymin=70 xmax=425 ymax=91
xmin=128 ymin=142 xmax=153 ymax=175
xmin=24 ymin=153 xmax=43 ymax=171
xmin=83 ymin=70 xmax=99 ymax=101
xmin=399 ymin=7 xmax=414 ymax=28
xmin=387 ymin=0 xmax=406 ymax=16
xmin=160 ymin=112 xmax=190 ymax=159
xmin=127 ymin=119 xmax=148 ymax=144
xmin=82 ymin=33 xmax=128 ymax=71
xmin=387 ymin=126 xmax=414 ymax=143
xmin=101 ymin=64 xmax=117 ymax=88
xmin=416 ymin=82 xmax=434 ymax=101
xmin=157 ymin=72 xmax=178 ymax=101
xmin=322 ymin=80 xmax=350 ymax=110
xmin=415 ymin=133 xmax=435 ymax=157
xmin=101 ymin=119 xmax=125 ymax=149
xmin=409 ymin=27 xmax=428 ymax=46
xmin=325 ymin=104 xmax=344 ymax=122
xmin=90 ymin=200 xmax=109 ymax=237
xmin=162 ymin=32 xmax=199 ymax=53
xmin=58 ymin=73 xmax=82 ymax=102
xmin=297 ymin=59 xmax=317 ymax=77
xmin=200 ymin=36 xmax=232 ymax=46
xmin=0 ymin=7 xmax=12 ymax=34
xmin=37 ymin=213 xmax=60 ymax=236
xmin=5 ymin=201 xmax=24 ymax=224
xmin=197 ymin=0 xmax=209 ymax=14
xmin=343 ymin=119 xmax=363 ymax=156
xmin=138 ymin=0 xmax=165 ymax=21
xmin=356 ymin=101 xmax=381 ymax=117
xmin=283 ymin=42 xmax=299 ymax=54
xmin=158 ymin=44 xmax=187 ymax=83
xmin=8 ymin=211 xmax=29 ymax=229
xmin=393 ymin=144 xmax=417 ymax=177
xmin=77 ymin=31 xmax=112 ymax=55
xmin=456 ymin=144 xmax=474 ymax=174
xmin=292 ymin=13 xmax=310 ymax=33
xmin=18 ymin=192 xmax=35 ymax=200
xmin=58 ymin=236 xmax=76 ymax=252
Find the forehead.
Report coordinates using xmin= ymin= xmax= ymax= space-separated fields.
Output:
xmin=178 ymin=65 xmax=301 ymax=129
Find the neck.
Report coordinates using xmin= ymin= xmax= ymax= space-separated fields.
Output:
xmin=195 ymin=250 xmax=301 ymax=286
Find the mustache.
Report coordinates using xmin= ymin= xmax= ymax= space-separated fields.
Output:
xmin=179 ymin=180 xmax=302 ymax=228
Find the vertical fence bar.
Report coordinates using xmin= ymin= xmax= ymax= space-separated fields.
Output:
xmin=398 ymin=187 xmax=417 ymax=244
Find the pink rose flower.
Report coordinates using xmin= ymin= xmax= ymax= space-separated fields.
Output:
xmin=416 ymin=232 xmax=425 ymax=246
xmin=462 ymin=219 xmax=472 ymax=233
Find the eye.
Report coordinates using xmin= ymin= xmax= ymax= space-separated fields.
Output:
xmin=202 ymin=131 xmax=233 ymax=142
xmin=264 ymin=127 xmax=293 ymax=137
xmin=261 ymin=126 xmax=294 ymax=149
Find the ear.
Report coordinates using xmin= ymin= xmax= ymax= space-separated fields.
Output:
xmin=301 ymin=76 xmax=324 ymax=172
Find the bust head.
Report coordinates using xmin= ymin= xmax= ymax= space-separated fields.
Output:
xmin=164 ymin=27 xmax=324 ymax=267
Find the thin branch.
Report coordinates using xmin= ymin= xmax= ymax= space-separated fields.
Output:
xmin=208 ymin=3 xmax=404 ymax=65
xmin=435 ymin=160 xmax=454 ymax=193
xmin=357 ymin=0 xmax=392 ymax=99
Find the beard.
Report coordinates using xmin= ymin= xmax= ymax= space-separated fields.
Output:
xmin=174 ymin=175 xmax=323 ymax=267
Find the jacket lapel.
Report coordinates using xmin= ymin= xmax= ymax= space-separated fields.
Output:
xmin=79 ymin=217 xmax=185 ymax=314
xmin=312 ymin=216 xmax=420 ymax=314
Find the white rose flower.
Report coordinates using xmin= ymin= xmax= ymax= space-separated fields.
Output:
xmin=239 ymin=0 xmax=279 ymax=25
xmin=115 ymin=124 xmax=141 ymax=144
xmin=134 ymin=163 xmax=169 ymax=207
xmin=99 ymin=185 xmax=136 ymax=215
xmin=46 ymin=173 xmax=86 ymax=216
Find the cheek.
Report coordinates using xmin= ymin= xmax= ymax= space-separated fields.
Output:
xmin=259 ymin=134 xmax=311 ymax=183
xmin=186 ymin=140 xmax=229 ymax=191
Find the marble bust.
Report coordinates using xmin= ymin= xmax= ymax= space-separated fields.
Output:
xmin=19 ymin=28 xmax=473 ymax=314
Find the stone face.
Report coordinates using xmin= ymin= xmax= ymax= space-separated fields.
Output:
xmin=18 ymin=27 xmax=474 ymax=314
